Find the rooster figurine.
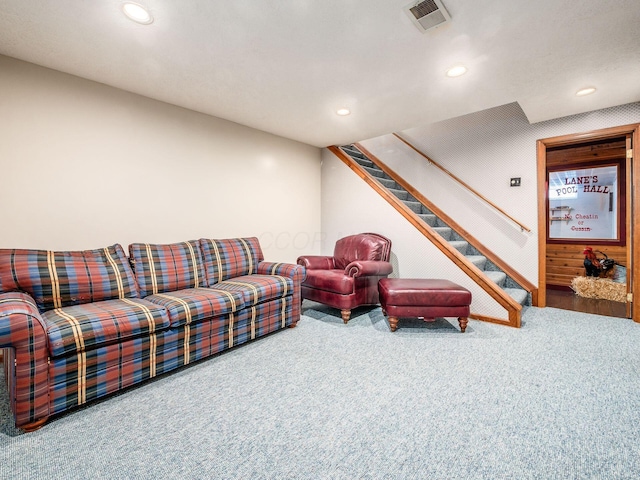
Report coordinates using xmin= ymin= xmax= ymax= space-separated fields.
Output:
xmin=582 ymin=247 xmax=602 ymax=277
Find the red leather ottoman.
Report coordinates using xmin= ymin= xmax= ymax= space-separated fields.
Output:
xmin=378 ymin=278 xmax=472 ymax=332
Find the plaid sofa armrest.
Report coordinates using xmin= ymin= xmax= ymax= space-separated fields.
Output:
xmin=257 ymin=262 xmax=306 ymax=284
xmin=256 ymin=262 xmax=306 ymax=327
xmin=0 ymin=292 xmax=51 ymax=429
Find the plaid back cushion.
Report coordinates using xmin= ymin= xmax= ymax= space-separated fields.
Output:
xmin=128 ymin=240 xmax=206 ymax=298
xmin=199 ymin=237 xmax=264 ymax=285
xmin=0 ymin=244 xmax=139 ymax=312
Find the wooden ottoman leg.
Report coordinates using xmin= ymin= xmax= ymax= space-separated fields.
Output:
xmin=341 ymin=309 xmax=351 ymax=324
xmin=388 ymin=316 xmax=399 ymax=332
xmin=458 ymin=317 xmax=468 ymax=333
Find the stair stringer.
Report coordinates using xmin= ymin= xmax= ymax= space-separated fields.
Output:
xmin=329 ymin=145 xmax=523 ymax=328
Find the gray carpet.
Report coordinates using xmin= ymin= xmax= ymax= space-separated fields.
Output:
xmin=1 ymin=302 xmax=640 ymax=479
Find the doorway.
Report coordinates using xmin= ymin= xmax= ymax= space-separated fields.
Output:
xmin=536 ymin=124 xmax=639 ymax=320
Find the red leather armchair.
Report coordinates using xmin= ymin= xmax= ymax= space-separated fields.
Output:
xmin=297 ymin=233 xmax=393 ymax=323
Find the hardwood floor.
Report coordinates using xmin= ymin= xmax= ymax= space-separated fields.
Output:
xmin=546 ymin=288 xmax=628 ymax=318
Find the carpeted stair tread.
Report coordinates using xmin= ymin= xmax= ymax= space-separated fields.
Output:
xmin=409 ymin=203 xmax=430 ymax=214
xmin=353 ymin=156 xmax=374 ymax=167
xmin=341 ymin=146 xmax=366 ymax=159
xmin=418 ymin=214 xmax=437 ymax=226
xmin=377 ymin=177 xmax=399 ymax=189
xmin=504 ymin=287 xmax=529 ymax=306
xmin=362 ymin=166 xmax=386 ymax=178
xmin=465 ymin=255 xmax=487 ymax=269
xmin=404 ymin=200 xmax=423 ymax=214
xmin=485 ymin=270 xmax=507 ymax=286
xmin=389 ymin=188 xmax=410 ymax=201
xmin=432 ymin=227 xmax=452 ymax=240
xmin=449 ymin=240 xmax=469 ymax=254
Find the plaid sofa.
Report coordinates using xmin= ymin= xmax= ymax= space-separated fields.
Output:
xmin=0 ymin=238 xmax=305 ymax=431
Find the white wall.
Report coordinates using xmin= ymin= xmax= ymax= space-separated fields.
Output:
xmin=0 ymin=55 xmax=322 ymax=263
xmin=357 ymin=102 xmax=640 ymax=286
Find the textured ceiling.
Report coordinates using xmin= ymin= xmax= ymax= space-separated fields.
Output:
xmin=1 ymin=0 xmax=639 ymax=147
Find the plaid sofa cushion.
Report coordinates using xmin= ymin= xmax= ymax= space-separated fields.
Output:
xmin=42 ymin=298 xmax=171 ymax=357
xmin=211 ymin=274 xmax=293 ymax=306
xmin=143 ymin=288 xmax=245 ymax=328
xmin=0 ymin=244 xmax=139 ymax=313
xmin=129 ymin=241 xmax=206 ymax=298
xmin=199 ymin=238 xmax=265 ymax=285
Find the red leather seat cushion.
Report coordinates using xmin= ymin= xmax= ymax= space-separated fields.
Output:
xmin=378 ymin=278 xmax=471 ymax=307
xmin=303 ymin=269 xmax=354 ymax=295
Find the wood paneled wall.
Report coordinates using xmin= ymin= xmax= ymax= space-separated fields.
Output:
xmin=546 ymin=138 xmax=626 ymax=167
xmin=546 ymin=243 xmax=627 ymax=288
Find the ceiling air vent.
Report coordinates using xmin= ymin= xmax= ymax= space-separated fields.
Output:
xmin=403 ymin=0 xmax=451 ymax=33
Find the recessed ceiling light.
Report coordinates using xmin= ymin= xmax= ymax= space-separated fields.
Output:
xmin=336 ymin=108 xmax=351 ymax=116
xmin=122 ymin=3 xmax=153 ymax=24
xmin=446 ymin=65 xmax=467 ymax=78
xmin=576 ymin=87 xmax=596 ymax=97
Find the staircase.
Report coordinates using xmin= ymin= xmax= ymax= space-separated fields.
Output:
xmin=337 ymin=143 xmax=531 ymax=324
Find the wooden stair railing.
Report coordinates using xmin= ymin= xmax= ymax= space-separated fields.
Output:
xmin=356 ymin=143 xmax=538 ymax=304
xmin=393 ymin=133 xmax=532 ymax=233
xmin=329 ymin=144 xmax=537 ymax=328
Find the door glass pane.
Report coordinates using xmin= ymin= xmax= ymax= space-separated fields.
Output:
xmin=548 ymin=165 xmax=618 ymax=240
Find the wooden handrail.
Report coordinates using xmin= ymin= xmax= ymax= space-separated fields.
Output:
xmin=329 ymin=145 xmax=523 ymax=328
xmin=392 ymin=133 xmax=532 ymax=233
